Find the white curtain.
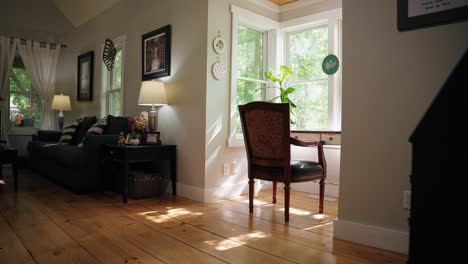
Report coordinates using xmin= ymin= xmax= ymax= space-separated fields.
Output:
xmin=0 ymin=36 xmax=18 ymax=145
xmin=18 ymin=41 xmax=61 ymax=130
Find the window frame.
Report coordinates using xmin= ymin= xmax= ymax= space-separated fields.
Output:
xmin=228 ymin=6 xmax=342 ymax=147
xmin=101 ymin=35 xmax=126 ymax=117
xmin=229 ymin=5 xmax=279 ymax=147
xmin=281 ymin=9 xmax=342 ymax=131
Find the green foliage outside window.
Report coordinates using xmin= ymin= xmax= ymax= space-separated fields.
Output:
xmin=9 ymin=67 xmax=41 ymax=128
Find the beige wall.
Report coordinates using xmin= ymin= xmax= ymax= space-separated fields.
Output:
xmin=57 ymin=0 xmax=209 ymax=190
xmin=0 ymin=0 xmax=72 ymax=42
xmin=339 ymin=0 xmax=468 ymax=234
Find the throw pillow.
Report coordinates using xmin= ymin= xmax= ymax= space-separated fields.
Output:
xmin=77 ymin=117 xmax=108 ymax=148
xmin=73 ymin=116 xmax=97 ymax=145
xmin=58 ymin=117 xmax=84 ymax=144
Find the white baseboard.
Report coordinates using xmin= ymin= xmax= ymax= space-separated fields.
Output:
xmin=167 ymin=181 xmax=272 ymax=203
xmin=290 ymin=182 xmax=339 ymax=198
xmin=334 ymin=219 xmax=409 ymax=255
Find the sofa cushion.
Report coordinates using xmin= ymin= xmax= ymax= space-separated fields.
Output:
xmin=73 ymin=116 xmax=97 ymax=145
xmin=58 ymin=117 xmax=83 ymax=144
xmin=104 ymin=115 xmax=129 ymax=135
xmin=37 ymin=144 xmax=87 ymax=168
xmin=77 ymin=117 xmax=107 ymax=148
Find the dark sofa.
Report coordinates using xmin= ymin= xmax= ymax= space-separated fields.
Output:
xmin=27 ymin=115 xmax=129 ymax=193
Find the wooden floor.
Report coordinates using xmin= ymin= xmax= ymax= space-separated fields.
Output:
xmin=0 ymin=169 xmax=406 ymax=264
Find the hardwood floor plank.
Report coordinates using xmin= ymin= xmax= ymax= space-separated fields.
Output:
xmin=0 ymin=170 xmax=407 ymax=264
xmin=0 ymin=214 xmax=36 ymax=264
xmin=0 ymin=195 xmax=101 ymax=264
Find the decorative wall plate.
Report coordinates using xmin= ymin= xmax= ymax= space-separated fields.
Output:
xmin=212 ymin=61 xmax=226 ymax=80
xmin=213 ymin=36 xmax=226 ymax=54
xmin=103 ymin=38 xmax=117 ymax=71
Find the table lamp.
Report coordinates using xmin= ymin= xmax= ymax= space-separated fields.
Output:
xmin=138 ymin=81 xmax=167 ymax=132
xmin=51 ymin=94 xmax=72 ymax=130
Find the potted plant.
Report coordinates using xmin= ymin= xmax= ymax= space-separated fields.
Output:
xmin=264 ymin=65 xmax=298 ymax=124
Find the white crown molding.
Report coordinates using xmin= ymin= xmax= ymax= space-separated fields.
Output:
xmin=249 ymin=0 xmax=325 ymax=14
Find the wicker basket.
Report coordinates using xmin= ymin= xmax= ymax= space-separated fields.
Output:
xmin=128 ymin=172 xmax=162 ymax=199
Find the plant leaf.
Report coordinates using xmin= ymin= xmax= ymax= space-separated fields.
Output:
xmin=284 ymin=87 xmax=295 ymax=95
xmin=280 ymin=65 xmax=293 ymax=82
xmin=265 ymin=71 xmax=280 ymax=82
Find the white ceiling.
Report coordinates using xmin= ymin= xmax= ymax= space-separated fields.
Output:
xmin=53 ymin=0 xmax=121 ymax=28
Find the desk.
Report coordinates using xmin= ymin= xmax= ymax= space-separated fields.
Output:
xmin=291 ymin=131 xmax=341 ymax=145
xmin=102 ymin=144 xmax=177 ymax=203
xmin=0 ymin=148 xmax=18 ymax=191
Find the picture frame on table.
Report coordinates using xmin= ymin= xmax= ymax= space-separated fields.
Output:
xmin=142 ymin=24 xmax=171 ymax=80
xmin=397 ymin=0 xmax=468 ymax=31
xmin=144 ymin=131 xmax=161 ymax=145
xmin=77 ymin=51 xmax=94 ymax=101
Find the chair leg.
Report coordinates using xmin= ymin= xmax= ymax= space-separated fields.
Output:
xmin=249 ymin=178 xmax=254 ymax=214
xmin=319 ymin=179 xmax=325 ymax=214
xmin=272 ymin=181 xmax=277 ymax=204
xmin=284 ymin=184 xmax=291 ymax=222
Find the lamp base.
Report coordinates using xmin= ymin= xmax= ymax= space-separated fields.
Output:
xmin=148 ymin=106 xmax=158 ymax=132
xmin=58 ymin=111 xmax=64 ymax=130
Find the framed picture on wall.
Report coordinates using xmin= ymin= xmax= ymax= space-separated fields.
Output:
xmin=142 ymin=24 xmax=171 ymax=80
xmin=398 ymin=0 xmax=468 ymax=31
xmin=77 ymin=51 xmax=94 ymax=101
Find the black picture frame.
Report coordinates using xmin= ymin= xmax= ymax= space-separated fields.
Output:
xmin=142 ymin=24 xmax=171 ymax=80
xmin=77 ymin=51 xmax=94 ymax=101
xmin=144 ymin=131 xmax=161 ymax=145
xmin=398 ymin=0 xmax=468 ymax=31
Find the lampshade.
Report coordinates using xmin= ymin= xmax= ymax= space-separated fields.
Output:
xmin=51 ymin=94 xmax=71 ymax=111
xmin=138 ymin=81 xmax=168 ymax=106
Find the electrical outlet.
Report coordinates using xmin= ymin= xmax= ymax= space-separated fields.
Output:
xmin=403 ymin=190 xmax=411 ymax=209
xmin=231 ymin=161 xmax=238 ymax=174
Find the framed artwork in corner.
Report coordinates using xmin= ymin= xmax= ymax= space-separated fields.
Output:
xmin=142 ymin=24 xmax=171 ymax=80
xmin=398 ymin=0 xmax=468 ymax=31
xmin=77 ymin=51 xmax=94 ymax=101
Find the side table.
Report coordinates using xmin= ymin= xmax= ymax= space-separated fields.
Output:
xmin=102 ymin=144 xmax=177 ymax=203
xmin=0 ymin=147 xmax=19 ymax=191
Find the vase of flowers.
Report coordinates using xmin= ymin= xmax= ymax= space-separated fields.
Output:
xmin=127 ymin=112 xmax=148 ymax=145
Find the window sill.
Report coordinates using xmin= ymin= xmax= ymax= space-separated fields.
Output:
xmin=228 ymin=132 xmax=342 ymax=149
xmin=227 ymin=135 xmax=245 ymax=147
xmin=8 ymin=127 xmax=38 ymax=136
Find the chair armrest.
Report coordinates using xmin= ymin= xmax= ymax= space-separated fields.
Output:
xmin=290 ymin=137 xmax=324 ymax=147
xmin=33 ymin=130 xmax=62 ymax=142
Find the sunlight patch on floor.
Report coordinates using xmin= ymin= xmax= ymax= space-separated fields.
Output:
xmin=302 ymin=221 xmax=333 ymax=231
xmin=138 ymin=208 xmax=203 ymax=223
xmin=240 ymin=199 xmax=270 ymax=206
xmin=278 ymin=207 xmax=311 ymax=216
xmin=312 ymin=214 xmax=327 ymax=220
xmin=204 ymin=231 xmax=269 ymax=251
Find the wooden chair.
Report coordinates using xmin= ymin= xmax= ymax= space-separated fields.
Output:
xmin=238 ymin=101 xmax=326 ymax=222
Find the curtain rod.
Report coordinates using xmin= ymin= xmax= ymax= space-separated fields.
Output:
xmin=9 ymin=37 xmax=67 ymax=48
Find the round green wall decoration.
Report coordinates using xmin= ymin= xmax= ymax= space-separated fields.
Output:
xmin=322 ymin=54 xmax=340 ymax=75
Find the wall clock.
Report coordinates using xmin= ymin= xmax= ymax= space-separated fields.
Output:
xmin=103 ymin=38 xmax=117 ymax=71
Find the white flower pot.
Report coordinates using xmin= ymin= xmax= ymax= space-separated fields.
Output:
xmin=128 ymin=138 xmax=140 ymax=145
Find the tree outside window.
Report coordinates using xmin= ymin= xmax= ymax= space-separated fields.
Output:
xmin=9 ymin=58 xmax=41 ymax=128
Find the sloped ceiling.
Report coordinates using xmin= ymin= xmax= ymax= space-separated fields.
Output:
xmin=53 ymin=0 xmax=121 ymax=28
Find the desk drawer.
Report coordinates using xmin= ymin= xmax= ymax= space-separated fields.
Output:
xmin=321 ymin=133 xmax=341 ymax=145
xmin=290 ymin=132 xmax=320 ymax=142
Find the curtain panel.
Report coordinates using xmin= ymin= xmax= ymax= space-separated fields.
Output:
xmin=0 ymin=36 xmax=18 ymax=145
xmin=18 ymin=41 xmax=61 ymax=130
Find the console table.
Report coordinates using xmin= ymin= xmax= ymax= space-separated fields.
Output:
xmin=102 ymin=144 xmax=177 ymax=203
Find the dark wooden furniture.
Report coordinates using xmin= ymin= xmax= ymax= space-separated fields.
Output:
xmin=238 ymin=102 xmax=327 ymax=222
xmin=0 ymin=142 xmax=19 ymax=192
xmin=408 ymin=50 xmax=467 ymax=263
xmin=102 ymin=144 xmax=177 ymax=203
